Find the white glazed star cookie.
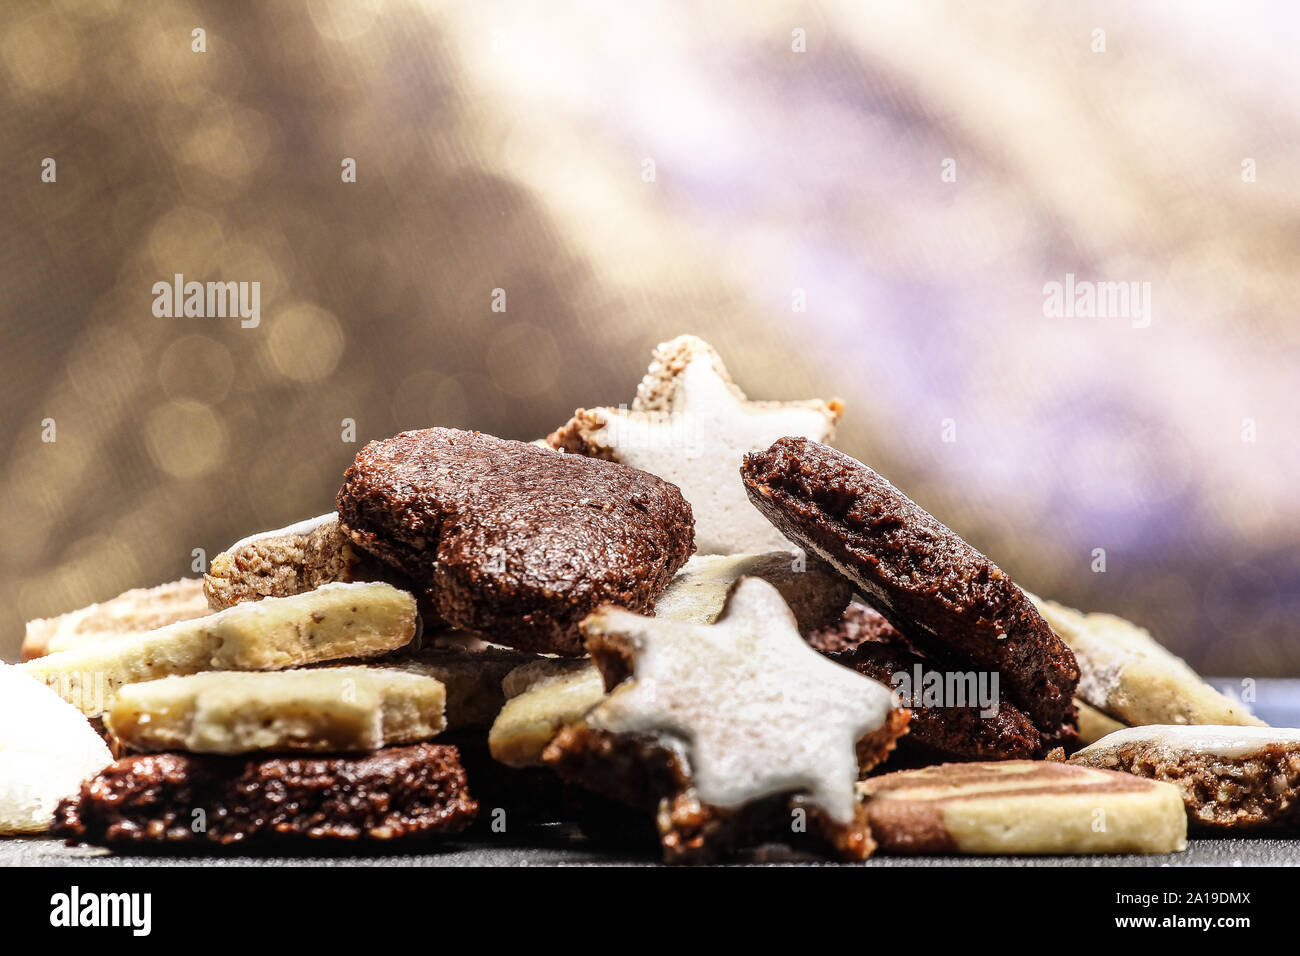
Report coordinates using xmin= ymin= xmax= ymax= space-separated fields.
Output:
xmin=581 ymin=577 xmax=893 ymax=822
xmin=487 ymin=552 xmax=854 ymax=768
xmin=548 ymin=335 xmax=843 ymax=554
xmin=543 ymin=577 xmax=908 ymax=861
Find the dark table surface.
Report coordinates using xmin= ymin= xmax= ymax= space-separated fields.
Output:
xmin=4 ymin=832 xmax=1299 ymax=867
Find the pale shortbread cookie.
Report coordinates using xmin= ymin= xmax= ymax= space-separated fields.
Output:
xmin=1030 ymin=595 xmax=1265 ymax=728
xmin=1070 ymin=725 xmax=1300 ymax=829
xmin=0 ymin=664 xmax=113 ymax=833
xmin=105 ymin=667 xmax=446 ymax=754
xmin=488 ymin=552 xmax=853 ymax=767
xmin=490 ymin=660 xmax=606 ymax=767
xmin=655 ymin=552 xmax=851 ymax=632
xmin=19 ymin=582 xmax=419 ymax=717
xmin=1076 ymin=698 xmax=1127 ymax=745
xmin=22 ymin=578 xmax=210 ymax=661
xmin=573 ymin=576 xmax=895 ymax=823
xmin=548 ymin=335 xmax=843 ymax=555
xmin=204 ymin=513 xmax=360 ymax=611
xmin=859 ymin=760 xmax=1187 ymax=855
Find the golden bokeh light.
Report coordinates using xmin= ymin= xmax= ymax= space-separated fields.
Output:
xmin=1 ymin=1 xmax=1296 ymax=676
xmin=144 ymin=402 xmax=229 ymax=479
xmin=263 ymin=302 xmax=345 ymax=383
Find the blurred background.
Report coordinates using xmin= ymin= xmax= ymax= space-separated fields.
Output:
xmin=1 ymin=1 xmax=1297 ymax=673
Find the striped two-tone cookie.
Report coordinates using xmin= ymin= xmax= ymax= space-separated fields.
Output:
xmin=858 ymin=760 xmax=1186 ymax=855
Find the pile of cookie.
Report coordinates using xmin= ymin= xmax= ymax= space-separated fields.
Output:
xmin=4 ymin=335 xmax=1297 ymax=862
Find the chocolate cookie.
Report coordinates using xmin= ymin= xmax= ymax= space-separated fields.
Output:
xmin=809 ymin=604 xmax=1044 ymax=761
xmin=741 ymin=438 xmax=1078 ymax=740
xmin=52 ymin=743 xmax=477 ymax=845
xmin=337 ymin=428 xmax=695 ymax=655
xmin=545 ymin=723 xmax=886 ymax=863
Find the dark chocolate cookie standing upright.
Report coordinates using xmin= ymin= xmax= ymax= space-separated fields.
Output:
xmin=741 ymin=437 xmax=1078 ymax=741
xmin=337 ymin=428 xmax=695 ymax=655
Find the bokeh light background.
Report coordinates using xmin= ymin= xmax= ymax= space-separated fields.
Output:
xmin=2 ymin=1 xmax=1297 ymax=673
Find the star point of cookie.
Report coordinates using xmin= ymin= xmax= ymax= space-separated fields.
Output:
xmin=579 ymin=575 xmax=902 ymax=825
xmin=548 ymin=335 xmax=843 ymax=554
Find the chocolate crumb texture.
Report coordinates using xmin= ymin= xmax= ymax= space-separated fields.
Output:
xmin=741 ymin=437 xmax=1079 ymax=737
xmin=337 ymin=428 xmax=695 ymax=655
xmin=811 ymin=603 xmax=1044 ymax=760
xmin=52 ymin=743 xmax=477 ymax=845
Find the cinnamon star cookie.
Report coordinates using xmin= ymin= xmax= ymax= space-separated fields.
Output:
xmin=488 ymin=551 xmax=855 ymax=768
xmin=543 ymin=576 xmax=909 ymax=863
xmin=548 ymin=335 xmax=843 ymax=555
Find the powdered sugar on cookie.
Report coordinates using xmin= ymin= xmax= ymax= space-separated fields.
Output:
xmin=581 ymin=576 xmax=896 ymax=824
xmin=549 ymin=335 xmax=842 ymax=554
